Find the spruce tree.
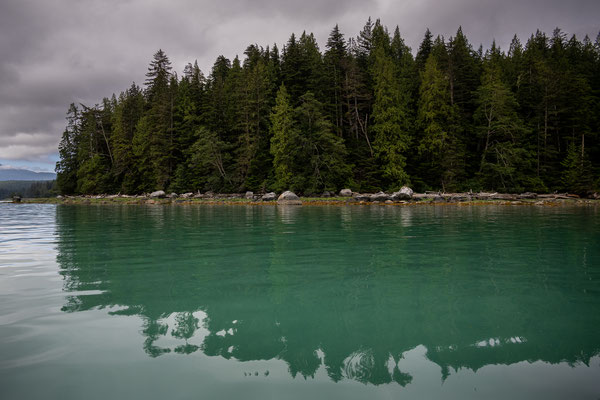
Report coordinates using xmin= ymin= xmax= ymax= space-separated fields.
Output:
xmin=417 ymin=56 xmax=464 ymax=191
xmin=270 ymin=85 xmax=298 ymax=191
xmin=371 ymin=46 xmax=411 ymax=189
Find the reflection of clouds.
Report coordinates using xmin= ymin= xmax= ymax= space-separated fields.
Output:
xmin=343 ymin=349 xmax=375 ymax=381
xmin=473 ymin=336 xmax=526 ymax=348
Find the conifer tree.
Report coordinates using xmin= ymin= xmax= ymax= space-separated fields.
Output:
xmin=56 ymin=104 xmax=81 ymax=194
xmin=417 ymin=56 xmax=464 ymax=191
xmin=474 ymin=62 xmax=532 ymax=191
xmin=270 ymin=85 xmax=298 ymax=190
xmin=371 ymin=47 xmax=411 ymax=189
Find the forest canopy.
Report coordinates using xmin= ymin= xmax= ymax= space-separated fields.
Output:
xmin=56 ymin=20 xmax=600 ymax=195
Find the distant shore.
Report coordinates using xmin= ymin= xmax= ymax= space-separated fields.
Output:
xmin=8 ymin=191 xmax=600 ymax=207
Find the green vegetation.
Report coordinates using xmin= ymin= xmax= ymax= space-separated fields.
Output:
xmin=0 ymin=180 xmax=57 ymax=199
xmin=56 ymin=21 xmax=600 ymax=196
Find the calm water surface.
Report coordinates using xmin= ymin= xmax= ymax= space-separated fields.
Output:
xmin=1 ymin=203 xmax=599 ymax=399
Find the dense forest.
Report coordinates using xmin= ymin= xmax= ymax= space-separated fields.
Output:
xmin=56 ymin=20 xmax=600 ymax=195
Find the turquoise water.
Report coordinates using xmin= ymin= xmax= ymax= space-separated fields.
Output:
xmin=1 ymin=203 xmax=599 ymax=399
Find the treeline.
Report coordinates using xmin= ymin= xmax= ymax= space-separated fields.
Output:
xmin=56 ymin=19 xmax=600 ymax=195
xmin=0 ymin=180 xmax=57 ymax=199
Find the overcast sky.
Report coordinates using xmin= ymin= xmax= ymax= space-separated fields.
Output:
xmin=1 ymin=0 xmax=598 ymax=172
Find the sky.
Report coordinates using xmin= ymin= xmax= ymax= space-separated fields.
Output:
xmin=0 ymin=0 xmax=598 ymax=173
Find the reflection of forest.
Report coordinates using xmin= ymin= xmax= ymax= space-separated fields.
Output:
xmin=56 ymin=205 xmax=600 ymax=385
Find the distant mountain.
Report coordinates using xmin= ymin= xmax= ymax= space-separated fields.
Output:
xmin=0 ymin=167 xmax=56 ymax=181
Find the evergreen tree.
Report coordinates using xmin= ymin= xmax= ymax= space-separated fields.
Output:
xmin=417 ymin=56 xmax=464 ymax=191
xmin=143 ymin=49 xmax=174 ymax=190
xmin=324 ymin=25 xmax=347 ymax=136
xmin=56 ymin=104 xmax=81 ymax=194
xmin=270 ymin=85 xmax=298 ymax=191
xmin=474 ymin=62 xmax=533 ymax=191
xmin=371 ymin=47 xmax=411 ymax=189
xmin=561 ymin=142 xmax=595 ymax=194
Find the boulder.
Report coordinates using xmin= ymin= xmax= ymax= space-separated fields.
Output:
xmin=370 ymin=191 xmax=390 ymax=202
xmin=245 ymin=191 xmax=254 ymax=199
xmin=278 ymin=191 xmax=302 ymax=205
xmin=261 ymin=192 xmax=277 ymax=201
xmin=321 ymin=191 xmax=333 ymax=198
xmin=392 ymin=186 xmax=413 ymax=200
xmin=181 ymin=192 xmax=194 ymax=199
xmin=149 ymin=190 xmax=166 ymax=198
xmin=12 ymin=195 xmax=21 ymax=203
xmin=353 ymin=193 xmax=371 ymax=202
xmin=339 ymin=188 xmax=353 ymax=197
xmin=167 ymin=192 xmax=178 ymax=198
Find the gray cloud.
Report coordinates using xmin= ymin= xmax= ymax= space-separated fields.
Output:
xmin=0 ymin=0 xmax=598 ymax=171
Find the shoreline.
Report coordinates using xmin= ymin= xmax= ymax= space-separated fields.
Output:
xmin=7 ymin=193 xmax=600 ymax=207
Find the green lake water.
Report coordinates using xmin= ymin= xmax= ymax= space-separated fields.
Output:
xmin=1 ymin=203 xmax=599 ymax=399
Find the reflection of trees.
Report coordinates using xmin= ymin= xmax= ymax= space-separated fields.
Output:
xmin=55 ymin=205 xmax=600 ymax=385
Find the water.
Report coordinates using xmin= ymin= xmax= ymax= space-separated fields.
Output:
xmin=1 ymin=203 xmax=599 ymax=399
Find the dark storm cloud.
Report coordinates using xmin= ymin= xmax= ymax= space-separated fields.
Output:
xmin=0 ymin=0 xmax=598 ymax=170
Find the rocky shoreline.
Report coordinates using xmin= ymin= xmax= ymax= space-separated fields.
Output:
xmin=11 ymin=187 xmax=600 ymax=206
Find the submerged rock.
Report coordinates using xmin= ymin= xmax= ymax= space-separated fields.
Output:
xmin=149 ymin=190 xmax=166 ymax=198
xmin=261 ymin=192 xmax=277 ymax=201
xmin=339 ymin=188 xmax=353 ymax=197
xmin=278 ymin=191 xmax=302 ymax=205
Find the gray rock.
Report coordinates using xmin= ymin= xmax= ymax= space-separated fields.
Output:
xmin=149 ymin=190 xmax=166 ymax=198
xmin=245 ymin=191 xmax=254 ymax=199
xmin=321 ymin=191 xmax=332 ymax=198
xmin=167 ymin=192 xmax=178 ymax=198
xmin=370 ymin=192 xmax=390 ymax=202
xmin=12 ymin=196 xmax=21 ymax=203
xmin=261 ymin=192 xmax=277 ymax=201
xmin=392 ymin=186 xmax=413 ymax=200
xmin=193 ymin=193 xmax=204 ymax=198
xmin=56 ymin=195 xmax=64 ymax=199
xmin=278 ymin=191 xmax=300 ymax=201
xmin=278 ymin=191 xmax=302 ymax=205
xmin=339 ymin=188 xmax=353 ymax=197
xmin=181 ymin=192 xmax=194 ymax=198
xmin=385 ymin=200 xmax=393 ymax=204
xmin=353 ymin=193 xmax=371 ymax=202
